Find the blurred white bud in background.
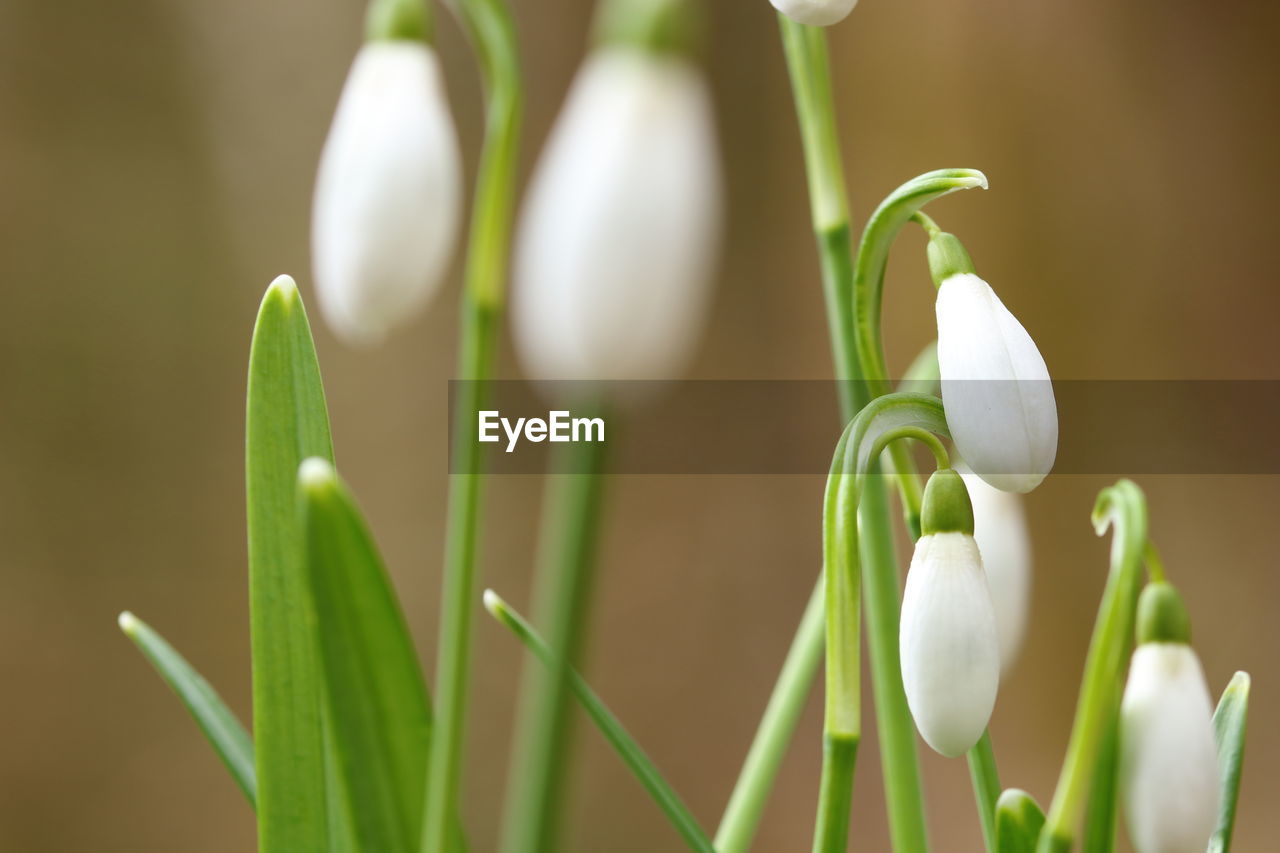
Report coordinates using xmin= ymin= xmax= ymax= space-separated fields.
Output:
xmin=312 ymin=40 xmax=462 ymax=346
xmin=511 ymin=46 xmax=722 ymax=384
xmin=936 ymin=273 xmax=1057 ymax=493
xmin=960 ymin=467 xmax=1032 ymax=673
xmin=769 ymin=0 xmax=858 ymax=27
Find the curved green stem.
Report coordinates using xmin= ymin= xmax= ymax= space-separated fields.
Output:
xmin=1037 ymin=480 xmax=1149 ymax=852
xmin=423 ymin=2 xmax=522 ymax=851
xmin=853 ymin=168 xmax=988 ymax=398
xmin=810 ymin=395 xmax=952 ymax=853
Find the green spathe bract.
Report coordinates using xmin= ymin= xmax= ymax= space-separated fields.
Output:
xmin=996 ymin=789 xmax=1046 ymax=853
xmin=245 ymin=275 xmax=336 ymax=853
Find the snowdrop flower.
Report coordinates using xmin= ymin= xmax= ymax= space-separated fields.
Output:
xmin=960 ymin=467 xmax=1031 ymax=673
xmin=769 ymin=0 xmax=858 ymax=27
xmin=930 ymin=233 xmax=1057 ymax=493
xmin=311 ymin=1 xmax=462 ymax=346
xmin=1120 ymin=583 xmax=1221 ymax=853
xmin=511 ymin=41 xmax=721 ymax=384
xmin=900 ymin=469 xmax=1000 ymax=757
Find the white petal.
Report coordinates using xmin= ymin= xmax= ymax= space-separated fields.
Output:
xmin=1121 ymin=644 xmax=1221 ymax=853
xmin=511 ymin=47 xmax=722 ymax=385
xmin=769 ymin=0 xmax=858 ymax=26
xmin=900 ymin=532 xmax=1000 ymax=757
xmin=312 ymin=43 xmax=462 ymax=346
xmin=936 ymin=273 xmax=1057 ymax=493
xmin=961 ymin=469 xmax=1031 ymax=673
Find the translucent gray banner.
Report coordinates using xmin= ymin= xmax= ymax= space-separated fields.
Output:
xmin=447 ymin=381 xmax=1280 ymax=475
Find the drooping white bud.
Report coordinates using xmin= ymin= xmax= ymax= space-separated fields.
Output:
xmin=899 ymin=531 xmax=1000 ymax=757
xmin=769 ymin=0 xmax=858 ymax=27
xmin=1120 ymin=643 xmax=1221 ymax=853
xmin=511 ymin=47 xmax=721 ymax=383
xmin=936 ymin=273 xmax=1057 ymax=493
xmin=960 ymin=468 xmax=1031 ymax=673
xmin=311 ymin=42 xmax=462 ymax=346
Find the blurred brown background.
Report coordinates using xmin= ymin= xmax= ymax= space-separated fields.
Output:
xmin=1 ymin=0 xmax=1277 ymax=850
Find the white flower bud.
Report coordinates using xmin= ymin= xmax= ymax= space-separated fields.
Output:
xmin=511 ymin=47 xmax=721 ymax=383
xmin=960 ymin=469 xmax=1031 ymax=673
xmin=900 ymin=531 xmax=1000 ymax=757
xmin=1120 ymin=643 xmax=1221 ymax=853
xmin=312 ymin=42 xmax=462 ymax=346
xmin=936 ymin=273 xmax=1057 ymax=493
xmin=769 ymin=0 xmax=858 ymax=27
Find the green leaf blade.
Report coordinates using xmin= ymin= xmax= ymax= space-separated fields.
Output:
xmin=245 ymin=276 xmax=336 ymax=853
xmin=1209 ymin=671 xmax=1251 ymax=853
xmin=118 ymin=612 xmax=257 ymax=805
xmin=300 ymin=459 xmax=432 ymax=853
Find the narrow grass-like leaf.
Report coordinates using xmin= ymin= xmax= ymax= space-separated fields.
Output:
xmin=483 ymin=590 xmax=715 ymax=853
xmin=118 ymin=611 xmax=256 ymax=805
xmin=246 ymin=275 xmax=335 ymax=853
xmin=1208 ymin=671 xmax=1250 ymax=853
xmin=299 ymin=459 xmax=431 ymax=853
xmin=996 ymin=789 xmax=1046 ymax=853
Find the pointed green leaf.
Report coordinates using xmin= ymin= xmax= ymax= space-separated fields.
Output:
xmin=299 ymin=459 xmax=432 ymax=853
xmin=118 ymin=611 xmax=256 ymax=805
xmin=1209 ymin=671 xmax=1250 ymax=852
xmin=996 ymin=789 xmax=1046 ymax=853
xmin=483 ymin=590 xmax=715 ymax=853
xmin=246 ymin=275 xmax=335 ymax=853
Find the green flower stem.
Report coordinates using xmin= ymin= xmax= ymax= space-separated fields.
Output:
xmin=718 ymin=19 xmax=935 ymax=853
xmin=422 ymin=2 xmax=522 ymax=851
xmin=812 ymin=736 xmax=859 ymax=853
xmin=813 ymin=430 xmax=860 ymax=853
xmin=888 ymin=342 xmax=940 ymax=537
xmin=484 ymin=591 xmax=716 ymax=853
xmin=1037 ymin=480 xmax=1149 ymax=853
xmin=713 ymin=20 xmax=872 ymax=853
xmin=967 ymin=731 xmax=1001 ymax=852
xmin=859 ymin=461 xmax=928 ymax=853
xmin=713 ymin=580 xmax=824 ymax=853
xmin=499 ymin=430 xmax=608 ymax=853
